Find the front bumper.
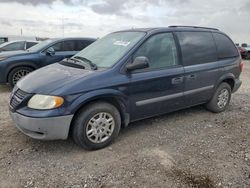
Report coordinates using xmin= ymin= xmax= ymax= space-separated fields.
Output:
xmin=10 ymin=112 xmax=74 ymax=140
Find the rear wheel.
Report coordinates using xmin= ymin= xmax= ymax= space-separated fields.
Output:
xmin=8 ymin=66 xmax=33 ymax=87
xmin=205 ymin=82 xmax=231 ymax=113
xmin=72 ymin=102 xmax=121 ymax=150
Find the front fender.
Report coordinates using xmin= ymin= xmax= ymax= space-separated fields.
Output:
xmin=69 ymin=89 xmax=129 ymax=114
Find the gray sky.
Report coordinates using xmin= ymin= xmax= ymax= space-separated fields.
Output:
xmin=0 ymin=0 xmax=249 ymax=44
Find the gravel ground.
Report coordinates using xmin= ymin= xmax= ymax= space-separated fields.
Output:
xmin=0 ymin=61 xmax=250 ymax=188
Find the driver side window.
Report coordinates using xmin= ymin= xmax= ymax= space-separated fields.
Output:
xmin=50 ymin=42 xmax=63 ymax=52
xmin=133 ymin=33 xmax=179 ymax=71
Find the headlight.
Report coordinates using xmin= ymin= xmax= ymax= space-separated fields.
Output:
xmin=0 ymin=56 xmax=7 ymax=61
xmin=28 ymin=94 xmax=64 ymax=110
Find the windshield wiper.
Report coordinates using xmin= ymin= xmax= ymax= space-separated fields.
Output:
xmin=72 ymin=56 xmax=97 ymax=70
xmin=60 ymin=58 xmax=86 ymax=69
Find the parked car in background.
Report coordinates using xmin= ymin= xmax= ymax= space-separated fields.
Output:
xmin=242 ymin=43 xmax=248 ymax=47
xmin=0 ymin=40 xmax=39 ymax=52
xmin=9 ymin=26 xmax=242 ymax=150
xmin=244 ymin=46 xmax=250 ymax=59
xmin=0 ymin=35 xmax=37 ymax=45
xmin=0 ymin=37 xmax=8 ymax=45
xmin=0 ymin=37 xmax=96 ymax=86
xmin=237 ymin=46 xmax=248 ymax=59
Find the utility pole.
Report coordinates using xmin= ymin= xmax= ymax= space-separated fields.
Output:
xmin=62 ymin=16 xmax=64 ymax=38
xmin=21 ymin=28 xmax=23 ymax=36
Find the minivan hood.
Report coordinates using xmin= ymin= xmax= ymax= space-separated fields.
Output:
xmin=17 ymin=63 xmax=94 ymax=94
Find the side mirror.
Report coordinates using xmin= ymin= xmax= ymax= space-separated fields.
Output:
xmin=46 ymin=47 xmax=55 ymax=56
xmin=126 ymin=56 xmax=149 ymax=72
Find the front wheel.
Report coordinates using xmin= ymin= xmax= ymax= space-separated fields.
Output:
xmin=8 ymin=66 xmax=33 ymax=87
xmin=72 ymin=102 xmax=121 ymax=150
xmin=205 ymin=82 xmax=231 ymax=113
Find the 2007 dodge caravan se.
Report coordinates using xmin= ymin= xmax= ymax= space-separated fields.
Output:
xmin=9 ymin=26 xmax=243 ymax=150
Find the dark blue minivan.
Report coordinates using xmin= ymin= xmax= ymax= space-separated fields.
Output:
xmin=9 ymin=26 xmax=243 ymax=150
xmin=0 ymin=38 xmax=95 ymax=86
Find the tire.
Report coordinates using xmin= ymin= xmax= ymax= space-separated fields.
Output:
xmin=205 ymin=82 xmax=231 ymax=113
xmin=72 ymin=102 xmax=121 ymax=150
xmin=8 ymin=66 xmax=33 ymax=87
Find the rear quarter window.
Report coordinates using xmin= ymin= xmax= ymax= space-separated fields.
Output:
xmin=176 ymin=32 xmax=217 ymax=66
xmin=212 ymin=33 xmax=239 ymax=59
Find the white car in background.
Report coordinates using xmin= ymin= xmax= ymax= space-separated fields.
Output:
xmin=0 ymin=40 xmax=39 ymax=53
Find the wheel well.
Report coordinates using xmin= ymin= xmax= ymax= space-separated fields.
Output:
xmin=7 ymin=65 xmax=35 ymax=82
xmin=222 ymin=78 xmax=235 ymax=90
xmin=69 ymin=97 xmax=128 ymax=136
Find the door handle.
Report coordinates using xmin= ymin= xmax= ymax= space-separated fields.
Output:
xmin=172 ymin=77 xmax=184 ymax=84
xmin=186 ymin=74 xmax=196 ymax=80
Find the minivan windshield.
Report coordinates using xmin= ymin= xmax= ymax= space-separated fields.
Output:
xmin=73 ymin=31 xmax=145 ymax=68
xmin=27 ymin=39 xmax=54 ymax=52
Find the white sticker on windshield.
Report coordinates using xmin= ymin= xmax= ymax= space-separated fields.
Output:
xmin=113 ymin=40 xmax=130 ymax=47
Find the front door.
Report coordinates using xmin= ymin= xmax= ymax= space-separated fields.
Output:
xmin=128 ymin=32 xmax=185 ymax=121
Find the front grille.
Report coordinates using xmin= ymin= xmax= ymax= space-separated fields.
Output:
xmin=10 ymin=89 xmax=28 ymax=110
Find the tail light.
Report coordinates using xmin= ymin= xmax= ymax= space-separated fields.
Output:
xmin=240 ymin=61 xmax=244 ymax=72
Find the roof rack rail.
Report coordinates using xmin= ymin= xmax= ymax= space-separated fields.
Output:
xmin=168 ymin=25 xmax=219 ymax=31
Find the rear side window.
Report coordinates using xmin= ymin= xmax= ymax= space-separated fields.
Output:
xmin=176 ymin=32 xmax=217 ymax=66
xmin=212 ymin=33 xmax=239 ymax=59
xmin=62 ymin=40 xmax=75 ymax=51
xmin=51 ymin=40 xmax=94 ymax=52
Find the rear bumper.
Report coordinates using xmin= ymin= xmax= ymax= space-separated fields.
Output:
xmin=9 ymin=111 xmax=73 ymax=140
xmin=232 ymin=79 xmax=242 ymax=93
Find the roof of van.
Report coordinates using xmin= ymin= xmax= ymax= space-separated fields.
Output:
xmin=116 ymin=26 xmax=222 ymax=33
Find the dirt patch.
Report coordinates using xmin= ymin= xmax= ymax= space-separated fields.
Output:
xmin=170 ymin=168 xmax=215 ymax=188
xmin=143 ymin=148 xmax=175 ymax=168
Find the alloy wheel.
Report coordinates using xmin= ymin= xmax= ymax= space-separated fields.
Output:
xmin=86 ymin=112 xmax=115 ymax=143
xmin=12 ymin=69 xmax=31 ymax=85
xmin=217 ymin=88 xmax=229 ymax=109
